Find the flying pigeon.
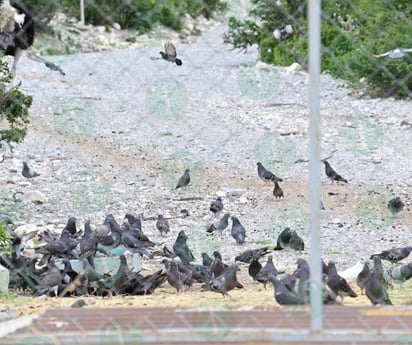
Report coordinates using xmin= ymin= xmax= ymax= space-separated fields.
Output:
xmin=257 ymin=162 xmax=282 ymax=183
xmin=373 ymin=47 xmax=412 ymax=59
xmin=159 ymin=41 xmax=182 ymax=66
xmin=323 ymin=160 xmax=348 ymax=183
xmin=387 ymin=196 xmax=405 ymax=216
xmin=176 ymin=169 xmax=190 ymax=189
xmin=230 ymin=216 xmax=246 ymax=245
xmin=22 ymin=161 xmax=39 ymax=178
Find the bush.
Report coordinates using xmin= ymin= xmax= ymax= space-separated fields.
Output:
xmin=0 ymin=222 xmax=12 ymax=255
xmin=0 ymin=59 xmax=32 ymax=149
xmin=224 ymin=0 xmax=412 ymax=98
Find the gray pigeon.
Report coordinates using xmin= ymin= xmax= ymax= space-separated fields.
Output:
xmin=234 ymin=247 xmax=271 ymax=263
xmin=370 ymin=246 xmax=412 ymax=264
xmin=22 ymin=161 xmax=39 ymax=178
xmin=156 ymin=214 xmax=170 ymax=237
xmin=166 ymin=260 xmax=190 ymax=293
xmin=248 ymin=255 xmax=262 ymax=281
xmin=210 ymin=197 xmax=223 ymax=216
xmin=207 ymin=264 xmax=241 ymax=297
xmin=36 ymin=258 xmax=62 ymax=297
xmin=201 ymin=252 xmax=213 ymax=267
xmin=256 ymin=255 xmax=278 ymax=289
xmin=289 ymin=230 xmax=305 ymax=251
xmin=273 ymin=181 xmax=284 ymax=200
xmin=356 ymin=262 xmax=370 ymax=295
xmin=274 ymin=227 xmax=292 ymax=250
xmin=387 ymin=196 xmax=405 ymax=216
xmin=257 ymin=162 xmax=282 ymax=183
xmin=173 ymin=230 xmax=195 ymax=265
xmin=230 ymin=216 xmax=246 ymax=245
xmin=79 ymin=220 xmax=97 ymax=260
xmin=364 ymin=270 xmax=392 ymax=305
xmin=323 ymin=160 xmax=348 ymax=183
xmin=206 ymin=213 xmax=230 ymax=234
xmin=391 ymin=262 xmax=412 ymax=284
xmin=159 ymin=41 xmax=182 ymax=66
xmin=267 ymin=275 xmax=305 ymax=305
xmin=176 ymin=169 xmax=190 ymax=189
xmin=326 ymin=261 xmax=358 ymax=301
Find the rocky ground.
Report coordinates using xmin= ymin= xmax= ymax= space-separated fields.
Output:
xmin=1 ymin=9 xmax=412 ymax=322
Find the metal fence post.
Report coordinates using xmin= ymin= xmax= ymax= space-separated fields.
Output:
xmin=308 ymin=0 xmax=323 ymax=332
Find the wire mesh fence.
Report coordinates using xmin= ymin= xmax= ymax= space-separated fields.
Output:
xmin=0 ymin=0 xmax=412 ymax=343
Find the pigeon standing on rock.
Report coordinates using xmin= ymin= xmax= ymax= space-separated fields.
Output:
xmin=176 ymin=169 xmax=190 ymax=189
xmin=257 ymin=162 xmax=282 ymax=183
xmin=173 ymin=230 xmax=195 ymax=265
xmin=156 ymin=214 xmax=170 ymax=237
xmin=210 ymin=197 xmax=223 ymax=217
xmin=159 ymin=41 xmax=182 ymax=66
xmin=230 ymin=216 xmax=246 ymax=245
xmin=273 ymin=181 xmax=284 ymax=200
xmin=323 ymin=160 xmax=348 ymax=183
xmin=387 ymin=196 xmax=405 ymax=216
xmin=22 ymin=161 xmax=39 ymax=178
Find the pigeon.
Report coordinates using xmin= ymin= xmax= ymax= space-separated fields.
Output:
xmin=323 ymin=160 xmax=348 ymax=183
xmin=370 ymin=246 xmax=412 ymax=264
xmin=36 ymin=258 xmax=62 ymax=297
xmin=159 ymin=41 xmax=182 ymax=66
xmin=387 ymin=196 xmax=405 ymax=216
xmin=234 ymin=247 xmax=271 ymax=263
xmin=295 ymin=258 xmax=311 ymax=303
xmin=371 ymin=256 xmax=392 ymax=289
xmin=206 ymin=213 xmax=230 ymax=234
xmin=124 ymin=213 xmax=142 ymax=231
xmin=210 ymin=197 xmax=223 ymax=216
xmin=274 ymin=227 xmax=292 ymax=250
xmin=256 ymin=255 xmax=278 ymax=289
xmin=172 ymin=230 xmax=195 ymax=265
xmin=156 ymin=214 xmax=170 ymax=237
xmin=63 ymin=217 xmax=77 ymax=235
xmin=256 ymin=162 xmax=282 ymax=183
xmin=79 ymin=220 xmax=97 ymax=260
xmin=94 ymin=254 xmax=129 ymax=297
xmin=289 ymin=230 xmax=305 ymax=251
xmin=364 ymin=270 xmax=392 ymax=305
xmin=71 ymin=299 xmax=87 ymax=308
xmin=8 ymin=228 xmax=38 ymax=258
xmin=248 ymin=255 xmax=262 ymax=281
xmin=391 ymin=262 xmax=412 ymax=284
xmin=373 ymin=47 xmax=412 ymax=59
xmin=22 ymin=161 xmax=39 ymax=178
xmin=165 ymin=260 xmax=191 ymax=293
xmin=230 ymin=216 xmax=246 ymax=245
xmin=356 ymin=262 xmax=370 ymax=295
xmin=326 ymin=261 xmax=357 ymax=301
xmin=267 ymin=275 xmax=305 ymax=305
xmin=273 ymin=181 xmax=284 ymax=200
xmin=210 ymin=253 xmax=227 ymax=278
xmin=206 ymin=264 xmax=241 ymax=297
xmin=175 ymin=169 xmax=190 ymax=189
xmin=201 ymin=252 xmax=213 ymax=267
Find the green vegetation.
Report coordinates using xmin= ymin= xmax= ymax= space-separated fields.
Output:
xmin=0 ymin=222 xmax=12 ymax=254
xmin=224 ymin=0 xmax=412 ymax=98
xmin=0 ymin=59 xmax=33 ymax=150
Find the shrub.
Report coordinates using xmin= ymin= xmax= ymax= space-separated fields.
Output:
xmin=224 ymin=0 xmax=412 ymax=98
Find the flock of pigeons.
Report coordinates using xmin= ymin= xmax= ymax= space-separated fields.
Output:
xmin=0 ymin=159 xmax=408 ymax=307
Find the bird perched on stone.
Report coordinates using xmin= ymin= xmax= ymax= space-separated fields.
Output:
xmin=205 ymin=264 xmax=241 ymax=297
xmin=274 ymin=227 xmax=292 ymax=250
xmin=256 ymin=162 xmax=282 ymax=183
xmin=210 ymin=197 xmax=223 ymax=217
xmin=326 ymin=261 xmax=357 ymax=301
xmin=256 ymin=255 xmax=278 ymax=289
xmin=234 ymin=247 xmax=271 ymax=263
xmin=323 ymin=160 xmax=347 ymax=183
xmin=267 ymin=275 xmax=305 ymax=305
xmin=176 ymin=169 xmax=190 ymax=189
xmin=206 ymin=213 xmax=230 ymax=234
xmin=173 ymin=230 xmax=195 ymax=265
xmin=387 ymin=196 xmax=405 ymax=216
xmin=370 ymin=246 xmax=412 ymax=264
xmin=156 ymin=214 xmax=170 ymax=237
xmin=22 ymin=161 xmax=39 ymax=178
xmin=248 ymin=255 xmax=262 ymax=281
xmin=289 ymin=230 xmax=305 ymax=251
xmin=230 ymin=216 xmax=246 ymax=245
xmin=159 ymin=41 xmax=182 ymax=66
xmin=273 ymin=181 xmax=284 ymax=200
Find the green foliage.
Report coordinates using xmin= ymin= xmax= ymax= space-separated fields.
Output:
xmin=0 ymin=59 xmax=33 ymax=149
xmin=224 ymin=0 xmax=412 ymax=98
xmin=0 ymin=223 xmax=12 ymax=254
xmin=12 ymin=0 xmax=59 ymax=24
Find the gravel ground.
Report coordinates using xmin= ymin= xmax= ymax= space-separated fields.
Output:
xmin=0 ymin=23 xmax=411 ymax=317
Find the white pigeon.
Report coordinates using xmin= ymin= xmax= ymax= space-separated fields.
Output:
xmin=373 ymin=47 xmax=412 ymax=59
